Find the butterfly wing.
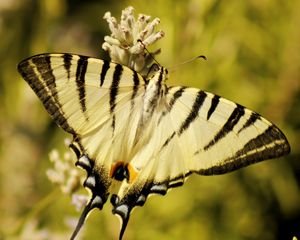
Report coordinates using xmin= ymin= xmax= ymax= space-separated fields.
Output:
xmin=18 ymin=53 xmax=145 ymax=132
xmin=166 ymin=86 xmax=289 ymax=173
xmin=111 ymin=86 xmax=290 ymax=239
xmin=132 ymin=86 xmax=290 ymax=187
xmin=18 ymin=53 xmax=148 ymax=239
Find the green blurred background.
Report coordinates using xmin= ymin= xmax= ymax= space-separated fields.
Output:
xmin=0 ymin=0 xmax=299 ymax=239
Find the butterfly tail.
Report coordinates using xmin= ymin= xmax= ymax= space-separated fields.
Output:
xmin=70 ymin=194 xmax=105 ymax=240
xmin=70 ymin=200 xmax=93 ymax=240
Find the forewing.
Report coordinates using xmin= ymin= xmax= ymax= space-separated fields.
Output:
xmin=163 ymin=86 xmax=290 ymax=176
xmin=18 ymin=53 xmax=145 ymax=134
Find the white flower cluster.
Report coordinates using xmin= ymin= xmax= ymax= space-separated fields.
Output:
xmin=46 ymin=140 xmax=89 ymax=211
xmin=46 ymin=139 xmax=83 ymax=195
xmin=102 ymin=6 xmax=164 ymax=77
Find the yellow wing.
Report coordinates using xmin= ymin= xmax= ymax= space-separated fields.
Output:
xmin=112 ymin=86 xmax=290 ymax=239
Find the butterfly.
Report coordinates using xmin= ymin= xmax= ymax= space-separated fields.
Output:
xmin=18 ymin=53 xmax=290 ymax=240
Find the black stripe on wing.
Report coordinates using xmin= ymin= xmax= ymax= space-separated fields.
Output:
xmin=110 ymin=64 xmax=123 ymax=131
xmin=17 ymin=54 xmax=75 ymax=134
xmin=157 ymin=86 xmax=186 ymax=126
xmin=238 ymin=112 xmax=261 ymax=133
xmin=31 ymin=55 xmax=59 ymax=104
xmin=204 ymin=104 xmax=245 ymax=150
xmin=197 ymin=125 xmax=290 ymax=175
xmin=160 ymin=131 xmax=176 ymax=150
xmin=130 ymin=71 xmax=140 ymax=110
xmin=100 ymin=60 xmax=110 ymax=87
xmin=207 ymin=95 xmax=220 ymax=120
xmin=233 ymin=125 xmax=290 ymax=160
xmin=75 ymin=56 xmax=88 ymax=115
xmin=63 ymin=53 xmax=72 ymax=80
xmin=168 ymin=86 xmax=186 ymax=111
xmin=178 ymin=90 xmax=207 ymax=135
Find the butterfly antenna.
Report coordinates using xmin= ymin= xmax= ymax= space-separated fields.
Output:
xmin=137 ymin=39 xmax=161 ymax=66
xmin=168 ymin=55 xmax=207 ymax=71
xmin=70 ymin=199 xmax=93 ymax=240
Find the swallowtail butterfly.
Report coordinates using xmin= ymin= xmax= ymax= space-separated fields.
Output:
xmin=18 ymin=53 xmax=290 ymax=239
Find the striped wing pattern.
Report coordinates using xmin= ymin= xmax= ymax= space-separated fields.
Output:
xmin=155 ymin=86 xmax=290 ymax=178
xmin=18 ymin=53 xmax=290 ymax=240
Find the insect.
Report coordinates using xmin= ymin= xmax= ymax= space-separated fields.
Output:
xmin=18 ymin=53 xmax=290 ymax=239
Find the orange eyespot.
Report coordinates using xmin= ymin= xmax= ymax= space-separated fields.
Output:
xmin=110 ymin=161 xmax=125 ymax=179
xmin=110 ymin=161 xmax=139 ymax=183
xmin=126 ymin=163 xmax=138 ymax=183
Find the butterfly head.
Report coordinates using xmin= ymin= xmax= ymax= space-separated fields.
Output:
xmin=146 ymin=63 xmax=168 ymax=83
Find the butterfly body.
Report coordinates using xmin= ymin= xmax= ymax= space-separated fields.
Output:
xmin=18 ymin=53 xmax=290 ymax=240
xmin=137 ymin=66 xmax=168 ymax=139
